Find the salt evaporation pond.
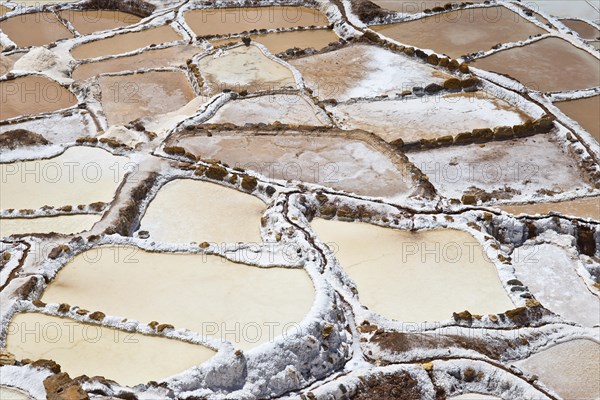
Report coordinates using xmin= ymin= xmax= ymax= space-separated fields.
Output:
xmin=451 ymin=394 xmax=501 ymax=400
xmin=330 ymin=92 xmax=529 ymax=143
xmin=0 ymin=146 xmax=127 ymax=211
xmin=71 ymin=25 xmax=181 ymax=59
xmin=499 ymin=197 xmax=600 ymax=220
xmin=173 ymin=131 xmax=416 ymax=201
xmin=514 ymin=339 xmax=600 ymax=400
xmin=522 ymin=1 xmax=600 ymax=20
xmin=99 ymin=70 xmax=196 ymax=126
xmin=6 ymin=313 xmax=216 ymax=387
xmin=473 ymin=37 xmax=600 ymax=92
xmin=72 ymin=44 xmax=202 ymax=81
xmin=0 ymin=76 xmax=77 ymax=120
xmin=290 ymin=43 xmax=450 ymax=101
xmin=197 ymin=45 xmax=297 ymax=94
xmin=139 ymin=179 xmax=265 ymax=244
xmin=184 ymin=6 xmax=329 ymax=37
xmin=555 ymin=95 xmax=600 ymax=143
xmin=512 ymin=242 xmax=600 ymax=326
xmin=0 ymin=215 xmax=100 ymax=238
xmin=311 ymin=219 xmax=514 ymax=322
xmin=41 ymin=248 xmax=315 ymax=350
xmin=60 ymin=10 xmax=141 ymax=35
xmin=561 ymin=19 xmax=600 ymax=40
xmin=211 ymin=29 xmax=339 ymax=55
xmin=0 ymin=386 xmax=31 ymax=400
xmin=372 ymin=6 xmax=544 ymax=58
xmin=0 ymin=12 xmax=73 ymax=47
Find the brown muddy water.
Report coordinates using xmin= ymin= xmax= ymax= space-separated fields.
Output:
xmin=0 ymin=75 xmax=77 ymax=120
xmin=40 ymin=247 xmax=315 ymax=351
xmin=72 ymin=44 xmax=202 ymax=80
xmin=173 ymin=131 xmax=415 ymax=201
xmin=0 ymin=12 xmax=74 ymax=47
xmin=7 ymin=313 xmax=216 ymax=387
xmin=312 ymin=219 xmax=514 ymax=322
xmin=139 ymin=179 xmax=265 ymax=244
xmin=185 ymin=6 xmax=329 ymax=38
xmin=211 ymin=28 xmax=339 ymax=54
xmin=71 ymin=25 xmax=181 ymax=59
xmin=371 ymin=6 xmax=545 ymax=58
xmin=98 ymin=70 xmax=196 ymax=126
xmin=60 ymin=9 xmax=142 ymax=35
xmin=499 ymin=197 xmax=600 ymax=220
xmin=555 ymin=95 xmax=600 ymax=143
xmin=473 ymin=37 xmax=600 ymax=92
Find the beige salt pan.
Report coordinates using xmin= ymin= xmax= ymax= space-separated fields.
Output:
xmin=311 ymin=219 xmax=514 ymax=322
xmin=0 ymin=146 xmax=127 ymax=211
xmin=139 ymin=179 xmax=265 ymax=244
xmin=6 ymin=313 xmax=216 ymax=387
xmin=555 ymin=95 xmax=600 ymax=143
xmin=41 ymin=248 xmax=315 ymax=350
xmin=0 ymin=12 xmax=73 ymax=48
xmin=60 ymin=9 xmax=141 ymax=35
xmin=0 ymin=386 xmax=32 ymax=400
xmin=499 ymin=197 xmax=600 ymax=220
xmin=0 ymin=214 xmax=100 ymax=238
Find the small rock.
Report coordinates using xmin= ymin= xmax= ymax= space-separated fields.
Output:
xmin=0 ymin=349 xmax=16 ymax=366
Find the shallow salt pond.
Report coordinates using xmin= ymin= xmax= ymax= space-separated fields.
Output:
xmin=473 ymin=37 xmax=600 ymax=92
xmin=514 ymin=339 xmax=600 ymax=399
xmin=0 ymin=386 xmax=31 ymax=400
xmin=290 ymin=43 xmax=450 ymax=101
xmin=99 ymin=70 xmax=196 ymax=126
xmin=512 ymin=243 xmax=600 ymax=327
xmin=184 ymin=6 xmax=329 ymax=37
xmin=173 ymin=131 xmax=415 ymax=201
xmin=451 ymin=395 xmax=501 ymax=400
xmin=211 ymin=29 xmax=339 ymax=55
xmin=0 ymin=214 xmax=100 ymax=238
xmin=0 ymin=76 xmax=77 ymax=120
xmin=6 ymin=313 xmax=216 ymax=387
xmin=197 ymin=45 xmax=297 ymax=94
xmin=0 ymin=146 xmax=127 ymax=211
xmin=71 ymin=25 xmax=181 ymax=60
xmin=522 ymin=1 xmax=599 ymax=20
xmin=0 ymin=12 xmax=74 ymax=48
xmin=139 ymin=179 xmax=265 ymax=244
xmin=561 ymin=19 xmax=600 ymax=40
xmin=499 ymin=197 xmax=600 ymax=220
xmin=0 ymin=5 xmax=11 ymax=16
xmin=408 ymin=135 xmax=592 ymax=203
xmin=205 ymin=94 xmax=330 ymax=126
xmin=41 ymin=248 xmax=315 ymax=350
xmin=371 ymin=0 xmax=462 ymax=13
xmin=60 ymin=9 xmax=141 ymax=35
xmin=311 ymin=219 xmax=514 ymax=322
xmin=330 ymin=92 xmax=529 ymax=143
xmin=555 ymin=95 xmax=600 ymax=143
xmin=371 ymin=6 xmax=545 ymax=58
xmin=0 ymin=53 xmax=23 ymax=76
xmin=72 ymin=44 xmax=202 ymax=81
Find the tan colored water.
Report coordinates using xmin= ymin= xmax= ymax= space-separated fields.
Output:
xmin=6 ymin=313 xmax=216 ymax=387
xmin=371 ymin=0 xmax=460 ymax=13
xmin=198 ymin=45 xmax=296 ymax=94
xmin=0 ymin=53 xmax=22 ymax=76
xmin=173 ymin=131 xmax=414 ymax=200
xmin=0 ymin=12 xmax=74 ymax=48
xmin=555 ymin=96 xmax=600 ymax=143
xmin=71 ymin=25 xmax=181 ymax=60
xmin=139 ymin=179 xmax=265 ymax=244
xmin=0 ymin=76 xmax=77 ymax=121
xmin=99 ymin=70 xmax=196 ymax=126
xmin=72 ymin=44 xmax=202 ymax=81
xmin=0 ymin=146 xmax=127 ymax=211
xmin=499 ymin=197 xmax=600 ymax=220
xmin=561 ymin=19 xmax=600 ymax=39
xmin=311 ymin=219 xmax=514 ymax=322
xmin=211 ymin=29 xmax=339 ymax=54
xmin=372 ymin=6 xmax=545 ymax=58
xmin=185 ymin=6 xmax=329 ymax=37
xmin=0 ymin=215 xmax=100 ymax=238
xmin=0 ymin=386 xmax=31 ymax=400
xmin=60 ymin=10 xmax=142 ymax=35
xmin=206 ymin=94 xmax=329 ymax=126
xmin=41 ymin=248 xmax=315 ymax=350
xmin=0 ymin=5 xmax=11 ymax=16
xmin=474 ymin=37 xmax=600 ymax=92
xmin=514 ymin=340 xmax=600 ymax=400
